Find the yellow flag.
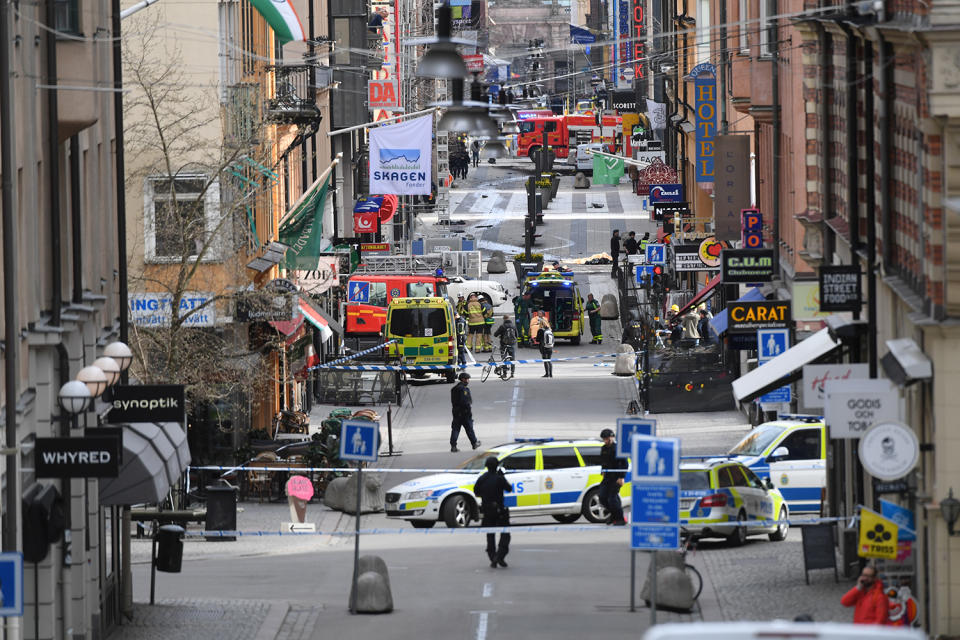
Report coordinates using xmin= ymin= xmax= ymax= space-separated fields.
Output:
xmin=859 ymin=507 xmax=898 ymax=559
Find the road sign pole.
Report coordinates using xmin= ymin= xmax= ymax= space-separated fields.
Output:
xmin=350 ymin=465 xmax=362 ymax=614
xmin=629 ymin=549 xmax=636 ymax=612
xmin=650 ymin=551 xmax=657 ymax=625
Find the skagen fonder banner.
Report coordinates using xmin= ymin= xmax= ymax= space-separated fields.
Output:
xmin=369 ymin=115 xmax=432 ymax=195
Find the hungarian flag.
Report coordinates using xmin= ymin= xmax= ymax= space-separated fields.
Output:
xmin=250 ymin=0 xmax=305 ymax=44
xmin=279 ymin=176 xmax=330 ymax=270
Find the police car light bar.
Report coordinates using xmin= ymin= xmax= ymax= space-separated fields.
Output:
xmin=514 ymin=437 xmax=555 ymax=443
xmin=776 ymin=414 xmax=823 ymax=423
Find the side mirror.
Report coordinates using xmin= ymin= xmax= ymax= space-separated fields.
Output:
xmin=769 ymin=446 xmax=789 ymax=462
xmin=764 ymin=478 xmax=774 ymax=491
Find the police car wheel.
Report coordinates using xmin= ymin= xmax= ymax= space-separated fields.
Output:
xmin=581 ymin=488 xmax=608 ymax=523
xmin=727 ymin=510 xmax=748 ymax=547
xmin=570 ymin=335 xmax=580 ymax=345
xmin=768 ymin=506 xmax=788 ymax=542
xmin=441 ymin=494 xmax=472 ymax=528
xmin=410 ymin=520 xmax=436 ymax=529
xmin=445 ymin=371 xmax=457 ymax=383
xmin=552 ymin=514 xmax=580 ymax=524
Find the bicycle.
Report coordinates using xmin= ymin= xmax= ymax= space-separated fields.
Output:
xmin=681 ymin=535 xmax=704 ymax=601
xmin=480 ymin=348 xmax=513 ymax=382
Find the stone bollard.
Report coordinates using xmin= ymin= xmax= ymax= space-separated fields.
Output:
xmin=613 ymin=353 xmax=636 ymax=376
xmin=573 ymin=172 xmax=590 ymax=189
xmin=323 ymin=476 xmax=348 ymax=511
xmin=617 ymin=343 xmax=635 ymax=354
xmin=350 ymin=555 xmax=394 ymax=613
xmin=337 ymin=473 xmax=385 ymax=514
xmin=640 ymin=550 xmax=694 ymax=612
xmin=599 ymin=294 xmax=619 ymax=319
xmin=487 ymin=251 xmax=507 ymax=274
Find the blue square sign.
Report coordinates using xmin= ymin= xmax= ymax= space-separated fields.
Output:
xmin=759 ymin=385 xmax=791 ymax=404
xmin=635 ymin=265 xmax=656 ymax=285
xmin=631 ymin=483 xmax=679 ymax=524
xmin=347 ymin=281 xmax=370 ymax=303
xmin=646 ymin=244 xmax=666 ymax=265
xmin=631 ymin=524 xmax=681 ymax=550
xmin=339 ymin=420 xmax=379 ymax=463
xmin=616 ymin=418 xmax=656 ymax=459
xmin=630 ymin=435 xmax=680 ymax=484
xmin=757 ymin=328 xmax=790 ymax=362
xmin=0 ymin=553 xmax=23 ymax=617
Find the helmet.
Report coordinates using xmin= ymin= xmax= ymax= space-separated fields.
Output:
xmin=458 ymin=372 xmax=471 ymax=381
xmin=670 ymin=304 xmax=679 ymax=312
xmin=600 ymin=428 xmax=615 ymax=439
xmin=485 ymin=456 xmax=498 ymax=471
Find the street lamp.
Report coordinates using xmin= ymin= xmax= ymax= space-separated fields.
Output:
xmin=76 ymin=365 xmax=109 ymax=398
xmin=92 ymin=356 xmax=121 ymax=386
xmin=942 ymin=488 xmax=960 ymax=536
xmin=104 ymin=340 xmax=133 ymax=372
xmin=58 ymin=380 xmax=92 ymax=415
xmin=415 ymin=5 xmax=468 ymax=79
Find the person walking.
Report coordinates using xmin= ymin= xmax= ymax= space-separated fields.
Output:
xmin=628 ymin=163 xmax=639 ymax=194
xmin=481 ymin=298 xmax=495 ymax=352
xmin=450 ymin=372 xmax=481 ymax=452
xmin=466 ymin=294 xmax=485 ymax=352
xmin=471 ymin=140 xmax=480 ymax=167
xmin=609 ymin=229 xmax=622 ymax=279
xmin=841 ymin=565 xmax=889 ymax=624
xmin=473 ymin=456 xmax=512 ymax=568
xmin=697 ymin=309 xmax=712 ymax=345
xmin=537 ymin=319 xmax=555 ymax=377
xmin=598 ymin=428 xmax=627 ymax=525
xmin=624 ymin=231 xmax=639 ymax=256
xmin=681 ymin=308 xmax=700 ymax=346
xmin=494 ymin=317 xmax=518 ymax=378
xmin=455 ymin=313 xmax=468 ymax=366
xmin=585 ymin=293 xmax=602 ymax=344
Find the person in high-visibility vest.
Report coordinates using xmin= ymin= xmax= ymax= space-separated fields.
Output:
xmin=456 ymin=294 xmax=467 ymax=317
xmin=466 ymin=294 xmax=485 ymax=352
xmin=585 ymin=293 xmax=602 ymax=344
xmin=639 ymin=231 xmax=651 ymax=255
xmin=481 ymin=298 xmax=495 ymax=352
xmin=513 ymin=294 xmax=530 ymax=346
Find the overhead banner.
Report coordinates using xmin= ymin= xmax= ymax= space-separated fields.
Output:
xmin=369 ymin=116 xmax=432 ymax=195
xmin=712 ymin=135 xmax=751 ymax=241
xmin=691 ymin=63 xmax=716 ymax=184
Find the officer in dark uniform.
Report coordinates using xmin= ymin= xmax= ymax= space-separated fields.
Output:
xmin=450 ymin=373 xmax=480 ymax=452
xmin=473 ymin=456 xmax=513 ymax=567
xmin=621 ymin=311 xmax=645 ymax=351
xmin=598 ymin=428 xmax=627 ymax=525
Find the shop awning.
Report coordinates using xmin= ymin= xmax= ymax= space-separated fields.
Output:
xmin=298 ymin=296 xmax=334 ymax=343
xmin=675 ymin=274 xmax=722 ymax=318
xmin=99 ymin=422 xmax=191 ymax=506
xmin=709 ymin=287 xmax=766 ymax=335
xmin=732 ymin=328 xmax=841 ymax=403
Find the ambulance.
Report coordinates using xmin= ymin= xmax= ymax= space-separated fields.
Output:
xmin=520 ymin=272 xmax=585 ymax=344
xmin=384 ymin=297 xmax=459 ymax=382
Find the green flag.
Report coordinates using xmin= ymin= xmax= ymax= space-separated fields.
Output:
xmin=279 ymin=176 xmax=330 ymax=270
xmin=593 ymin=154 xmax=624 ymax=185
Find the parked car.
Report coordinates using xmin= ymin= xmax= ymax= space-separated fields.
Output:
xmin=445 ymin=276 xmax=509 ymax=308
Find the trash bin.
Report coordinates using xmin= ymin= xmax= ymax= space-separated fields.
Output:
xmin=205 ymin=481 xmax=238 ymax=541
xmin=155 ymin=524 xmax=185 ymax=573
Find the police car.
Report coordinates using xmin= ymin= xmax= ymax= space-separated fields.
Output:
xmin=384 ymin=438 xmax=631 ymax=528
xmin=726 ymin=415 xmax=826 ymax=513
xmin=680 ymin=458 xmax=789 ymax=545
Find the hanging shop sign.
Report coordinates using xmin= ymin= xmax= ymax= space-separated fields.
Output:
xmin=727 ymin=300 xmax=792 ymax=334
xmin=721 ymin=248 xmax=775 ymax=283
xmin=690 ymin=63 xmax=716 ymax=184
xmin=801 ymin=363 xmax=869 ymax=409
xmin=859 ymin=421 xmax=920 ymax=481
xmin=711 ymin=136 xmax=751 ymax=241
xmin=293 ymin=258 xmax=338 ymax=295
xmin=824 ymin=379 xmax=901 ymax=439
xmin=673 ymin=244 xmax=718 ymax=272
xmin=611 ymin=91 xmax=637 ymax=113
xmin=649 ymin=184 xmax=683 ymax=203
xmin=462 ymin=54 xmax=484 ymax=73
xmin=792 ymin=281 xmax=833 ymax=322
xmin=741 ymin=208 xmax=763 ymax=248
xmin=368 ymin=80 xmax=400 ymax=111
xmin=36 ymin=437 xmax=121 ymax=478
xmin=630 ymin=0 xmax=646 ymax=96
xmin=698 ymin=237 xmax=726 ymax=268
xmin=818 ymin=265 xmax=862 ymax=312
xmin=106 ymin=384 xmax=186 ymax=423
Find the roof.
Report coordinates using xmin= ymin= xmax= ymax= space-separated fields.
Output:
xmin=487 ymin=439 xmax=602 ymax=453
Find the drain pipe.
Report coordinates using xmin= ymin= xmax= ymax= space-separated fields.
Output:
xmin=771 ymin=14 xmax=781 ymax=277
xmin=46 ymin=0 xmax=63 ymax=325
xmin=70 ymin=136 xmax=83 ymax=303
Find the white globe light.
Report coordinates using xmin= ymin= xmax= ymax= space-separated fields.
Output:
xmin=77 ymin=365 xmax=109 ymax=398
xmin=104 ymin=341 xmax=133 ymax=371
xmin=92 ymin=356 xmax=121 ymax=386
xmin=58 ymin=380 xmax=91 ymax=415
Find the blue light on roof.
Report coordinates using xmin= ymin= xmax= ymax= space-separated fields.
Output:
xmin=514 ymin=437 xmax=554 ymax=443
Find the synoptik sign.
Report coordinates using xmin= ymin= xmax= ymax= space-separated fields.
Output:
xmin=106 ymin=384 xmax=185 ymax=424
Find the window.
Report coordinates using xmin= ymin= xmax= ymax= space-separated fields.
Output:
xmin=774 ymin=429 xmax=821 ymax=461
xmin=723 ymin=466 xmax=749 ymax=487
xmin=717 ymin=467 xmax=736 ymax=488
xmin=544 ymin=121 xmax=558 ymax=133
xmin=54 ymin=0 xmax=80 ymax=35
xmin=388 ymin=308 xmax=447 ymax=338
xmin=144 ymin=175 xmax=220 ymax=262
xmin=696 ymin=0 xmax=711 ymax=65
xmin=742 ymin=466 xmax=766 ymax=490
xmin=738 ymin=0 xmax=748 ymax=53
xmin=541 ymin=447 xmax=581 ymax=470
xmin=759 ymin=0 xmax=777 ymax=57
xmin=350 ymin=281 xmax=387 ymax=307
xmin=407 ymin=282 xmax=435 ymax=297
xmin=518 ymin=122 xmax=535 ymax=134
xmin=577 ymin=446 xmax=603 ymax=467
xmin=729 ymin=424 xmax=786 ymax=455
xmin=501 ymin=449 xmax=537 ymax=471
xmin=681 ymin=471 xmax=711 ymax=491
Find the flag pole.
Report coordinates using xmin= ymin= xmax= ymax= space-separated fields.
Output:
xmin=276 ymin=153 xmax=341 ymax=230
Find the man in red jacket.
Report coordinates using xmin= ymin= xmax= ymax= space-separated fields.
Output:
xmin=841 ymin=565 xmax=890 ymax=624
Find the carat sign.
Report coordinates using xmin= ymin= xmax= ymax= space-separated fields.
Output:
xmin=823 ymin=379 xmax=901 ymax=439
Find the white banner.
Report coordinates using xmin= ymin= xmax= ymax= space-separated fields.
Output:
xmin=293 ymin=258 xmax=338 ymax=295
xmin=801 ymin=363 xmax=869 ymax=408
xmin=646 ymin=99 xmax=667 ymax=130
xmin=823 ymin=379 xmax=901 ymax=439
xmin=369 ymin=116 xmax=432 ymax=195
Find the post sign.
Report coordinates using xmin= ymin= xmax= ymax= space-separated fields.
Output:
xmin=823 ymin=379 xmax=901 ymax=439
xmin=631 ymin=434 xmax=680 ymax=550
xmin=36 ymin=437 xmax=120 ymax=478
xmin=0 ymin=553 xmax=23 ymax=617
xmin=616 ymin=418 xmax=656 ymax=459
xmin=105 ymin=384 xmax=185 ymax=423
xmin=722 ymin=248 xmax=775 ymax=283
xmin=819 ymin=265 xmax=862 ymax=312
xmin=801 ymin=364 xmax=869 ymax=409
xmin=339 ymin=420 xmax=379 ymax=463
xmin=727 ymin=300 xmax=792 ymax=334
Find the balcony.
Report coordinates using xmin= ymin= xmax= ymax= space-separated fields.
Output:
xmin=265 ymin=65 xmax=323 ymax=125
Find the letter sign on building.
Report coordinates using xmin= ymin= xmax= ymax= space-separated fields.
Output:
xmin=721 ymin=248 xmax=775 ymax=283
xmin=106 ymin=385 xmax=186 ymax=424
xmin=36 ymin=437 xmax=121 ymax=478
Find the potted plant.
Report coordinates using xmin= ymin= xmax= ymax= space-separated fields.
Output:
xmin=513 ymin=253 xmax=544 ymax=281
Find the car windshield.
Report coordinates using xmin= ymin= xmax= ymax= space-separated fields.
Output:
xmin=728 ymin=424 xmax=787 ymax=456
xmin=461 ymin=451 xmax=498 ymax=470
xmin=681 ymin=471 xmax=711 ymax=491
xmin=389 ymin=308 xmax=448 ymax=338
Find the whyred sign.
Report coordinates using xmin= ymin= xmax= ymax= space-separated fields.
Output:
xmin=354 ymin=211 xmax=378 ymax=233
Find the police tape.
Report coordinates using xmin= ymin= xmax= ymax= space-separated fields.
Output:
xmin=309 ymin=352 xmax=620 ymax=372
xmin=190 ymin=465 xmax=632 ymax=474
xmin=313 ymin=340 xmax=397 ymax=369
xmin=135 ymin=515 xmax=856 ymax=538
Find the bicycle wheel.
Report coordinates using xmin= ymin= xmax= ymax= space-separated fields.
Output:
xmin=481 ymin=364 xmax=492 ymax=382
xmin=684 ymin=563 xmax=703 ymax=601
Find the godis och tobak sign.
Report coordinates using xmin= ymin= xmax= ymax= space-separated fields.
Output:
xmin=690 ymin=63 xmax=717 ymax=184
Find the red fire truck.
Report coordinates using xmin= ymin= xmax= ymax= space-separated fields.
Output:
xmin=516 ymin=114 xmax=623 ymax=164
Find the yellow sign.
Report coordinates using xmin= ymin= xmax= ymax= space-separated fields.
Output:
xmin=859 ymin=507 xmax=898 ymax=559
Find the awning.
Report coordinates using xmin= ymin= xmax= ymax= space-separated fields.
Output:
xmin=675 ymin=274 xmax=722 ymax=318
xmin=298 ymin=296 xmax=334 ymax=343
xmin=99 ymin=422 xmax=190 ymax=506
xmin=269 ymin=312 xmax=305 ymax=337
xmin=710 ymin=287 xmax=765 ymax=335
xmin=732 ymin=328 xmax=841 ymax=403
xmin=570 ymin=24 xmax=596 ymax=44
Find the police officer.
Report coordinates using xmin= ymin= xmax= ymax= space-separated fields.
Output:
xmin=450 ymin=373 xmax=480 ymax=452
xmin=585 ymin=293 xmax=602 ymax=344
xmin=473 ymin=456 xmax=513 ymax=568
xmin=598 ymin=428 xmax=627 ymax=525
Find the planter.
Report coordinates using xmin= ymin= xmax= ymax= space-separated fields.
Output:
xmin=538 ymin=187 xmax=552 ymax=208
xmin=513 ymin=260 xmax=544 ymax=281
xmin=550 ymin=177 xmax=560 ymax=199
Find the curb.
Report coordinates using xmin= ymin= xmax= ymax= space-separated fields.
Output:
xmin=255 ymin=601 xmax=290 ymax=640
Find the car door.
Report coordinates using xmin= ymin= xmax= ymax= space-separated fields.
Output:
xmin=498 ymin=449 xmax=540 ymax=514
xmin=539 ymin=446 xmax=585 ymax=509
xmin=767 ymin=427 xmax=825 ymax=513
xmin=741 ymin=465 xmax=777 ymax=524
xmin=726 ymin=465 xmax=766 ymax=531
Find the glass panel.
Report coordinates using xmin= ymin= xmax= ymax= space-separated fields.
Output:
xmin=577 ymin=446 xmax=602 ymax=466
xmin=518 ymin=122 xmax=535 ymax=134
xmin=726 ymin=466 xmax=749 ymax=487
xmin=423 ymin=309 xmax=447 ymax=336
xmin=501 ymin=449 xmax=536 ymax=471
xmin=776 ymin=429 xmax=821 ymax=461
xmin=389 ymin=309 xmax=418 ymax=337
xmin=681 ymin=471 xmax=710 ymax=491
xmin=541 ymin=447 xmax=580 ymax=470
xmin=368 ymin=282 xmax=387 ymax=307
xmin=742 ymin=466 xmax=765 ymax=489
xmin=717 ymin=467 xmax=735 ymax=488
xmin=729 ymin=424 xmax=786 ymax=456
xmin=407 ymin=282 xmax=435 ymax=297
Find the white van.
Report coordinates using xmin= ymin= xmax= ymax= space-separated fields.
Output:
xmin=573 ymin=143 xmax=606 ymax=173
xmin=644 ymin=622 xmax=924 ymax=640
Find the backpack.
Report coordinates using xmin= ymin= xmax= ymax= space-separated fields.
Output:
xmin=542 ymin=327 xmax=555 ymax=348
xmin=501 ymin=324 xmax=517 ymax=345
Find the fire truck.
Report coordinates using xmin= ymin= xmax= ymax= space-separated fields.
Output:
xmin=516 ymin=114 xmax=623 ymax=165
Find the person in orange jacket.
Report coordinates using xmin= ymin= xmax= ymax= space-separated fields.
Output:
xmin=840 ymin=565 xmax=890 ymax=625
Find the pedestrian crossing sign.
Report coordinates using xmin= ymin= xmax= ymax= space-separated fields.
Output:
xmin=339 ymin=420 xmax=379 ymax=462
xmin=646 ymin=244 xmax=666 ymax=265
xmin=348 ymin=281 xmax=370 ymax=303
xmin=757 ymin=328 xmax=790 ymax=362
xmin=630 ymin=435 xmax=680 ymax=484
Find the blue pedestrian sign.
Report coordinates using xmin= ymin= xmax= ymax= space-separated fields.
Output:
xmin=757 ymin=328 xmax=790 ymax=362
xmin=616 ymin=418 xmax=656 ymax=459
xmin=631 ymin=484 xmax=679 ymax=523
xmin=632 ymin=525 xmax=681 ymax=550
xmin=347 ymin=281 xmax=370 ymax=303
xmin=646 ymin=243 xmax=666 ymax=265
xmin=0 ymin=553 xmax=23 ymax=617
xmin=339 ymin=420 xmax=379 ymax=463
xmin=635 ymin=265 xmax=656 ymax=285
xmin=630 ymin=435 xmax=680 ymax=484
